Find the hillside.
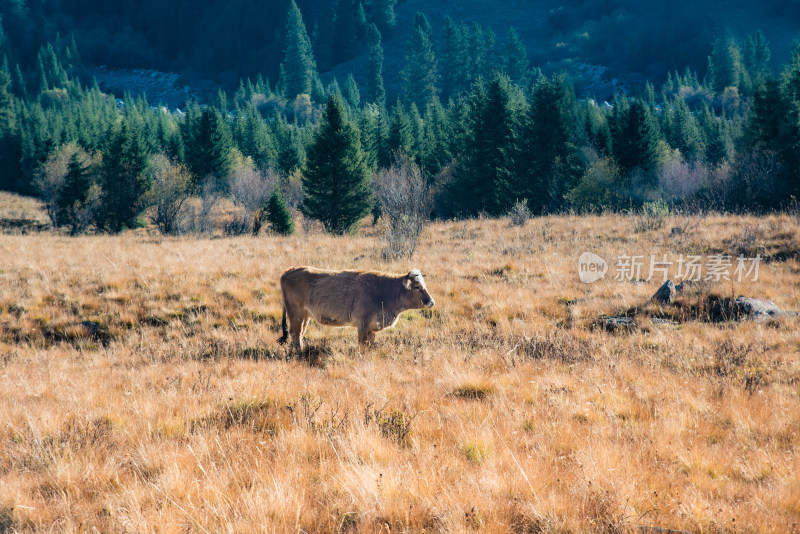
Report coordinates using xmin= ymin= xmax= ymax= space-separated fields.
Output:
xmin=30 ymin=0 xmax=800 ymax=102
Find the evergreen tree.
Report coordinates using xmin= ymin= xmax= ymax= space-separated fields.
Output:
xmin=343 ymin=73 xmax=361 ymax=109
xmin=365 ymin=0 xmax=397 ymax=34
xmin=401 ymin=13 xmax=438 ymax=111
xmin=184 ymin=106 xmax=233 ymax=187
xmin=779 ymin=44 xmax=800 ymax=197
xmin=743 ymin=30 xmax=771 ymax=84
xmin=386 ymin=100 xmax=414 ymax=161
xmin=100 ymin=120 xmax=151 ymax=232
xmin=278 ymin=1 xmax=319 ymax=99
xmin=366 ymin=23 xmax=386 ymax=107
xmin=665 ymin=96 xmax=704 ymax=161
xmin=707 ymin=34 xmax=749 ymax=94
xmin=266 ymin=185 xmax=294 ymax=235
xmin=421 ymin=97 xmax=452 ymax=176
xmin=57 ymin=149 xmax=94 ymax=234
xmin=301 ymin=93 xmax=372 ymax=234
xmin=701 ymin=105 xmax=733 ymax=165
xmin=234 ymin=103 xmax=277 ymax=171
xmin=448 ymin=74 xmax=522 ymax=216
xmin=611 ymin=99 xmax=662 ymax=181
xmin=501 ymin=27 xmax=530 ymax=85
xmin=441 ymin=17 xmax=467 ymax=99
xmin=519 ymin=74 xmax=582 ymax=212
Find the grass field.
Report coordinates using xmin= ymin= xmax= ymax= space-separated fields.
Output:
xmin=1 ymin=198 xmax=799 ymax=532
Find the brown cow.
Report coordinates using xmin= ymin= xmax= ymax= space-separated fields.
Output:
xmin=277 ymin=267 xmax=435 ymax=348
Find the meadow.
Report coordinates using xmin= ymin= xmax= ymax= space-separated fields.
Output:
xmin=1 ymin=201 xmax=799 ymax=533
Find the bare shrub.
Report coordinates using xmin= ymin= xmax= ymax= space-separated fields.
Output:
xmin=658 ymin=158 xmax=709 ymax=201
xmin=228 ymin=163 xmax=277 ymax=235
xmin=373 ymin=153 xmax=432 ymax=259
xmin=33 ymin=143 xmax=93 ymax=228
xmin=508 ymin=199 xmax=531 ymax=227
xmin=146 ymin=154 xmax=192 ymax=235
xmin=198 ymin=178 xmax=223 ymax=234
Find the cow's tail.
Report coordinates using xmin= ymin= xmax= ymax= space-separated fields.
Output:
xmin=277 ymin=305 xmax=288 ymax=345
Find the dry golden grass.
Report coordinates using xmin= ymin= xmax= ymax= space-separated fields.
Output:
xmin=1 ymin=203 xmax=799 ymax=532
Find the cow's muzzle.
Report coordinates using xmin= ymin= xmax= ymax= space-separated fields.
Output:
xmin=423 ymin=298 xmax=435 ymax=308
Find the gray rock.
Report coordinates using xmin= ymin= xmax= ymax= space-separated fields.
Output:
xmin=734 ymin=297 xmax=799 ymax=320
xmin=597 ymin=316 xmax=636 ymax=332
xmin=651 ymin=280 xmax=676 ymax=305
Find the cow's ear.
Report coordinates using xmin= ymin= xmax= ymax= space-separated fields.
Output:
xmin=403 ymin=277 xmax=412 ymax=289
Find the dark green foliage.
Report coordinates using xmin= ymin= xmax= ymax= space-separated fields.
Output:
xmin=518 ymin=74 xmax=583 ymax=212
xmin=611 ymin=99 xmax=662 ymax=179
xmin=365 ymin=23 xmax=385 ymax=107
xmin=234 ymin=103 xmax=277 ymax=171
xmin=701 ymin=105 xmax=733 ymax=165
xmin=301 ymin=93 xmax=372 ymax=234
xmin=278 ymin=1 xmax=319 ymax=99
xmin=500 ymin=28 xmax=530 ymax=85
xmin=99 ymin=120 xmax=151 ymax=232
xmin=266 ymin=186 xmax=294 ymax=235
xmin=401 ymin=13 xmax=438 ymax=111
xmin=57 ymin=151 xmax=93 ymax=232
xmin=447 ymin=74 xmax=522 ymax=217
xmin=707 ymin=34 xmax=750 ymax=94
xmin=385 ymin=100 xmax=413 ymax=162
xmin=421 ymin=97 xmax=452 ymax=176
xmin=183 ymin=106 xmax=233 ymax=187
xmin=664 ymin=96 xmax=704 ymax=162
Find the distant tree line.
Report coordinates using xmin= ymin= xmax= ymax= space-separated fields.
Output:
xmin=1 ymin=2 xmax=799 ymax=237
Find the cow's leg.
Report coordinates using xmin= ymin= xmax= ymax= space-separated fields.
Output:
xmin=357 ymin=322 xmax=370 ymax=345
xmin=289 ymin=316 xmax=304 ymax=350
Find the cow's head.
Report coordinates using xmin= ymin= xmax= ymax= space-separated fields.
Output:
xmin=403 ymin=269 xmax=435 ymax=308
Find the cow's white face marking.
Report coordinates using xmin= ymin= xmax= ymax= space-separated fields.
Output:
xmin=408 ymin=269 xmax=434 ymax=308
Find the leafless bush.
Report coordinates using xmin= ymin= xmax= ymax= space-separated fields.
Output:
xmin=32 ymin=143 xmax=85 ymax=227
xmin=508 ymin=199 xmax=531 ymax=227
xmin=146 ymin=154 xmax=192 ymax=235
xmin=373 ymin=153 xmax=432 ymax=259
xmin=228 ymin=163 xmax=277 ymax=235
xmin=789 ymin=197 xmax=800 ymax=223
xmin=198 ymin=178 xmax=223 ymax=234
xmin=658 ymin=158 xmax=709 ymax=201
xmin=229 ymin=164 xmax=276 ymax=214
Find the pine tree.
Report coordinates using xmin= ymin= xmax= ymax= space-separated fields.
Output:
xmin=100 ymin=120 xmax=151 ymax=232
xmin=441 ymin=17 xmax=467 ymax=99
xmin=234 ymin=103 xmax=277 ymax=171
xmin=266 ymin=186 xmax=294 ymax=235
xmin=57 ymin=150 xmax=94 ymax=234
xmin=421 ymin=97 xmax=452 ymax=176
xmin=707 ymin=34 xmax=749 ymax=94
xmin=386 ymin=100 xmax=414 ymax=161
xmin=448 ymin=74 xmax=522 ymax=216
xmin=401 ymin=13 xmax=438 ymax=111
xmin=184 ymin=106 xmax=233 ymax=188
xmin=519 ymin=74 xmax=582 ymax=212
xmin=501 ymin=27 xmax=530 ymax=85
xmin=366 ymin=23 xmax=386 ymax=107
xmin=278 ymin=1 xmax=319 ymax=99
xmin=665 ymin=96 xmax=704 ymax=162
xmin=366 ymin=0 xmax=397 ymax=34
xmin=301 ymin=93 xmax=372 ymax=234
xmin=343 ymin=74 xmax=361 ymax=109
xmin=701 ymin=105 xmax=733 ymax=165
xmin=611 ymin=99 xmax=662 ymax=180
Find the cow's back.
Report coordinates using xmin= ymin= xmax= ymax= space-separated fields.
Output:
xmin=281 ymin=267 xmax=366 ymax=325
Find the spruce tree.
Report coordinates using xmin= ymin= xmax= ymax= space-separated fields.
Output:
xmin=519 ymin=74 xmax=582 ymax=212
xmin=343 ymin=74 xmax=361 ymax=109
xmin=386 ymin=100 xmax=414 ymax=161
xmin=278 ymin=0 xmax=319 ymax=99
xmin=441 ymin=17 xmax=467 ymax=99
xmin=401 ymin=13 xmax=439 ymax=111
xmin=665 ymin=96 xmax=704 ymax=162
xmin=184 ymin=107 xmax=233 ymax=188
xmin=611 ymin=99 xmax=662 ymax=182
xmin=57 ymin=150 xmax=93 ymax=234
xmin=421 ymin=97 xmax=452 ymax=176
xmin=266 ymin=186 xmax=295 ymax=235
xmin=366 ymin=23 xmax=386 ymax=107
xmin=301 ymin=93 xmax=372 ymax=234
xmin=100 ymin=120 xmax=151 ymax=232
xmin=501 ymin=27 xmax=530 ymax=85
xmin=448 ymin=74 xmax=522 ymax=216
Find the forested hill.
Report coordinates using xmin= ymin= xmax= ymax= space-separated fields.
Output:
xmin=6 ymin=0 xmax=800 ymax=98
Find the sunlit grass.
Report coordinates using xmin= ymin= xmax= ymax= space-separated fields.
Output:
xmin=0 ymin=209 xmax=798 ymax=532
